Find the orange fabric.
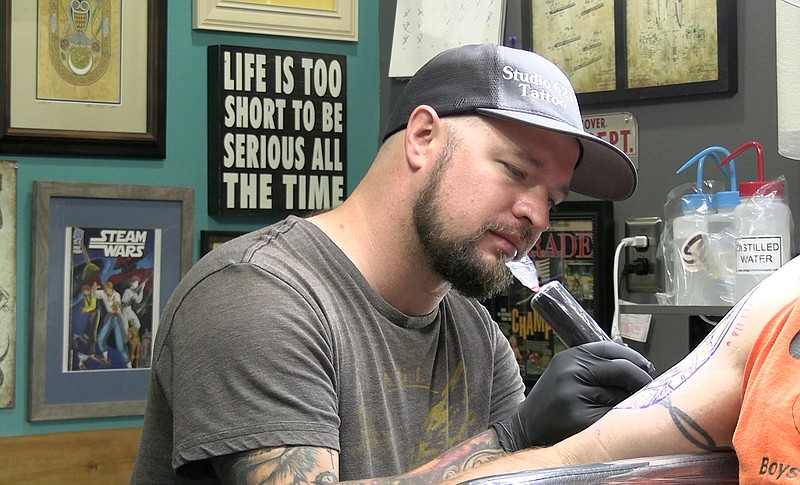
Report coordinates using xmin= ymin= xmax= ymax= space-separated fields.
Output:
xmin=733 ymin=297 xmax=800 ymax=483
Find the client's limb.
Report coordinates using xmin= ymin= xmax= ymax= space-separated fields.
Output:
xmin=444 ymin=255 xmax=800 ymax=483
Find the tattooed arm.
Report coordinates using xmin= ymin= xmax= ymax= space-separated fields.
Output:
xmin=210 ymin=282 xmax=772 ymax=485
xmin=442 ymin=256 xmax=800 ymax=484
xmin=211 ymin=430 xmax=506 ymax=484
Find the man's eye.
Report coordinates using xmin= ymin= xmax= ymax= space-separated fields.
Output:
xmin=504 ymin=163 xmax=525 ymax=179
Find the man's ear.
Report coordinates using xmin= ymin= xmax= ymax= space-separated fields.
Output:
xmin=404 ymin=105 xmax=443 ymax=171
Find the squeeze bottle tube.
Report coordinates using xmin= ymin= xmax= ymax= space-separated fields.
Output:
xmin=506 ymin=256 xmax=611 ymax=347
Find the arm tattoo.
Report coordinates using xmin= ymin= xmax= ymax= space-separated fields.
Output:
xmin=659 ymin=396 xmax=731 ymax=452
xmin=221 ymin=447 xmax=339 ymax=485
xmin=347 ymin=431 xmax=505 ymax=485
xmin=617 ymin=297 xmax=748 ymax=410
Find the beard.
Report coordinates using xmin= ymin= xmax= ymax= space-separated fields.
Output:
xmin=412 ymin=139 xmax=532 ymax=300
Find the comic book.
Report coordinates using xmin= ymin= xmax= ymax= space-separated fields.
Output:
xmin=481 ymin=202 xmax=613 ymax=386
xmin=65 ymin=226 xmax=160 ymax=372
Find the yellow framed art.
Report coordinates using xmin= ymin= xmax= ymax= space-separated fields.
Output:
xmin=193 ymin=0 xmax=358 ymax=41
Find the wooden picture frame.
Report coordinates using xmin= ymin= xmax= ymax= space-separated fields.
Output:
xmin=481 ymin=201 xmax=615 ymax=388
xmin=522 ymin=0 xmax=737 ymax=106
xmin=200 ymin=230 xmax=246 ymax=257
xmin=0 ymin=1 xmax=167 ymax=158
xmin=29 ymin=181 xmax=194 ymax=421
xmin=193 ymin=0 xmax=358 ymax=42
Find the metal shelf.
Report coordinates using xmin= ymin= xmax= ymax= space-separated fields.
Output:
xmin=619 ymin=304 xmax=732 ymax=316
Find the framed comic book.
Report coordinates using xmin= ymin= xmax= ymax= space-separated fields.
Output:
xmin=29 ymin=181 xmax=194 ymax=421
xmin=481 ymin=201 xmax=615 ymax=389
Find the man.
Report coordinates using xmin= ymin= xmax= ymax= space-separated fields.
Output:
xmin=444 ymin=254 xmax=800 ymax=484
xmin=94 ymin=280 xmax=130 ymax=368
xmin=131 ymin=44 xmax=653 ymax=484
xmin=121 ymin=276 xmax=146 ymax=368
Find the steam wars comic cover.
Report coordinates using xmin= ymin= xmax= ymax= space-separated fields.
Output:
xmin=65 ymin=226 xmax=160 ymax=372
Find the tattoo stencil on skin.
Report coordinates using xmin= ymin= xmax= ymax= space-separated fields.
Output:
xmin=617 ymin=295 xmax=750 ymax=410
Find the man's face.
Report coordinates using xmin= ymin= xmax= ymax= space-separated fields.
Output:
xmin=412 ymin=116 xmax=578 ymax=300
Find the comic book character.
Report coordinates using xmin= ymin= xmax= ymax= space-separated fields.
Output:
xmin=109 ymin=255 xmax=154 ymax=358
xmin=121 ymin=275 xmax=149 ymax=367
xmin=73 ymin=284 xmax=101 ymax=354
xmin=94 ymin=280 xmax=131 ymax=368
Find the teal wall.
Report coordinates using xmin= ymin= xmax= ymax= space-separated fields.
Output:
xmin=0 ymin=1 xmax=380 ymax=436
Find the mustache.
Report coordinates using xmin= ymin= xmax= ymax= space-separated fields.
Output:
xmin=481 ymin=222 xmax=538 ymax=257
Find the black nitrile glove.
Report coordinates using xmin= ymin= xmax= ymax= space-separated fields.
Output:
xmin=492 ymin=341 xmax=655 ymax=451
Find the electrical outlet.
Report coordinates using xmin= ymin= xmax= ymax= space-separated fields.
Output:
xmin=625 ymin=217 xmax=665 ymax=293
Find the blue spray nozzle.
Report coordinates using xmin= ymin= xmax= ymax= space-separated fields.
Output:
xmin=676 ymin=145 xmax=737 ymax=192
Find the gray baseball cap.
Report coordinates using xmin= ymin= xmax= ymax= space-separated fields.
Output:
xmin=383 ymin=43 xmax=637 ymax=201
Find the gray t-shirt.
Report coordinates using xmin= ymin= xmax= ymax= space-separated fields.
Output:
xmin=131 ymin=216 xmax=524 ymax=483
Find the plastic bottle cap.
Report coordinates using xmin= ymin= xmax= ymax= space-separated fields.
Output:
xmin=738 ymin=180 xmax=785 ymax=197
xmin=715 ymin=190 xmax=740 ymax=208
xmin=681 ymin=193 xmax=715 ymax=212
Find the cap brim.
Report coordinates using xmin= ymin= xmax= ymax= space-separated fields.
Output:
xmin=476 ymin=108 xmax=637 ymax=201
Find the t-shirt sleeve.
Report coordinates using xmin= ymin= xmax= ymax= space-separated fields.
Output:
xmin=166 ymin=262 xmax=340 ymax=473
xmin=475 ymin=303 xmax=526 ymax=425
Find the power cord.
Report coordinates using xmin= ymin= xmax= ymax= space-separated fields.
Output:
xmin=612 ymin=236 xmax=650 ymax=343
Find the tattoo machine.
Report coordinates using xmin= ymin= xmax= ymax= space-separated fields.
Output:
xmin=506 ymin=256 xmax=611 ymax=347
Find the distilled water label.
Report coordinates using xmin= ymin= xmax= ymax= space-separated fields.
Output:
xmin=736 ymin=236 xmax=783 ymax=274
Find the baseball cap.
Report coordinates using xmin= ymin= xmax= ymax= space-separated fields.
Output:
xmin=383 ymin=43 xmax=637 ymax=201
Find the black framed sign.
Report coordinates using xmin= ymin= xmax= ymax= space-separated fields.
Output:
xmin=521 ymin=0 xmax=737 ymax=106
xmin=481 ymin=201 xmax=615 ymax=387
xmin=207 ymin=45 xmax=347 ymax=216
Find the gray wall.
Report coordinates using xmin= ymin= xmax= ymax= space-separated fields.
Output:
xmin=379 ymin=0 xmax=800 ymax=373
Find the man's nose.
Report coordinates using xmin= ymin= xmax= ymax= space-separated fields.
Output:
xmin=510 ymin=191 xmax=551 ymax=234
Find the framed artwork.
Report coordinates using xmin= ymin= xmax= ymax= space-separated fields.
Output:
xmin=193 ymin=0 xmax=358 ymax=42
xmin=29 ymin=181 xmax=194 ymax=421
xmin=522 ymin=0 xmax=737 ymax=105
xmin=481 ymin=201 xmax=615 ymax=388
xmin=0 ymin=160 xmax=16 ymax=409
xmin=200 ymin=230 xmax=247 ymax=257
xmin=0 ymin=1 xmax=167 ymax=158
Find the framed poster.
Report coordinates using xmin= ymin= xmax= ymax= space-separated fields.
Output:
xmin=29 ymin=181 xmax=194 ymax=421
xmin=0 ymin=160 xmax=16 ymax=408
xmin=0 ymin=0 xmax=167 ymax=158
xmin=522 ymin=0 xmax=737 ymax=105
xmin=481 ymin=201 xmax=615 ymax=387
xmin=207 ymin=45 xmax=347 ymax=216
xmin=200 ymin=230 xmax=246 ymax=257
xmin=193 ymin=0 xmax=358 ymax=42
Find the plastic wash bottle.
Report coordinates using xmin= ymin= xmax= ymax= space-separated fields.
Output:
xmin=673 ymin=152 xmax=717 ymax=305
xmin=718 ymin=141 xmax=794 ymax=300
